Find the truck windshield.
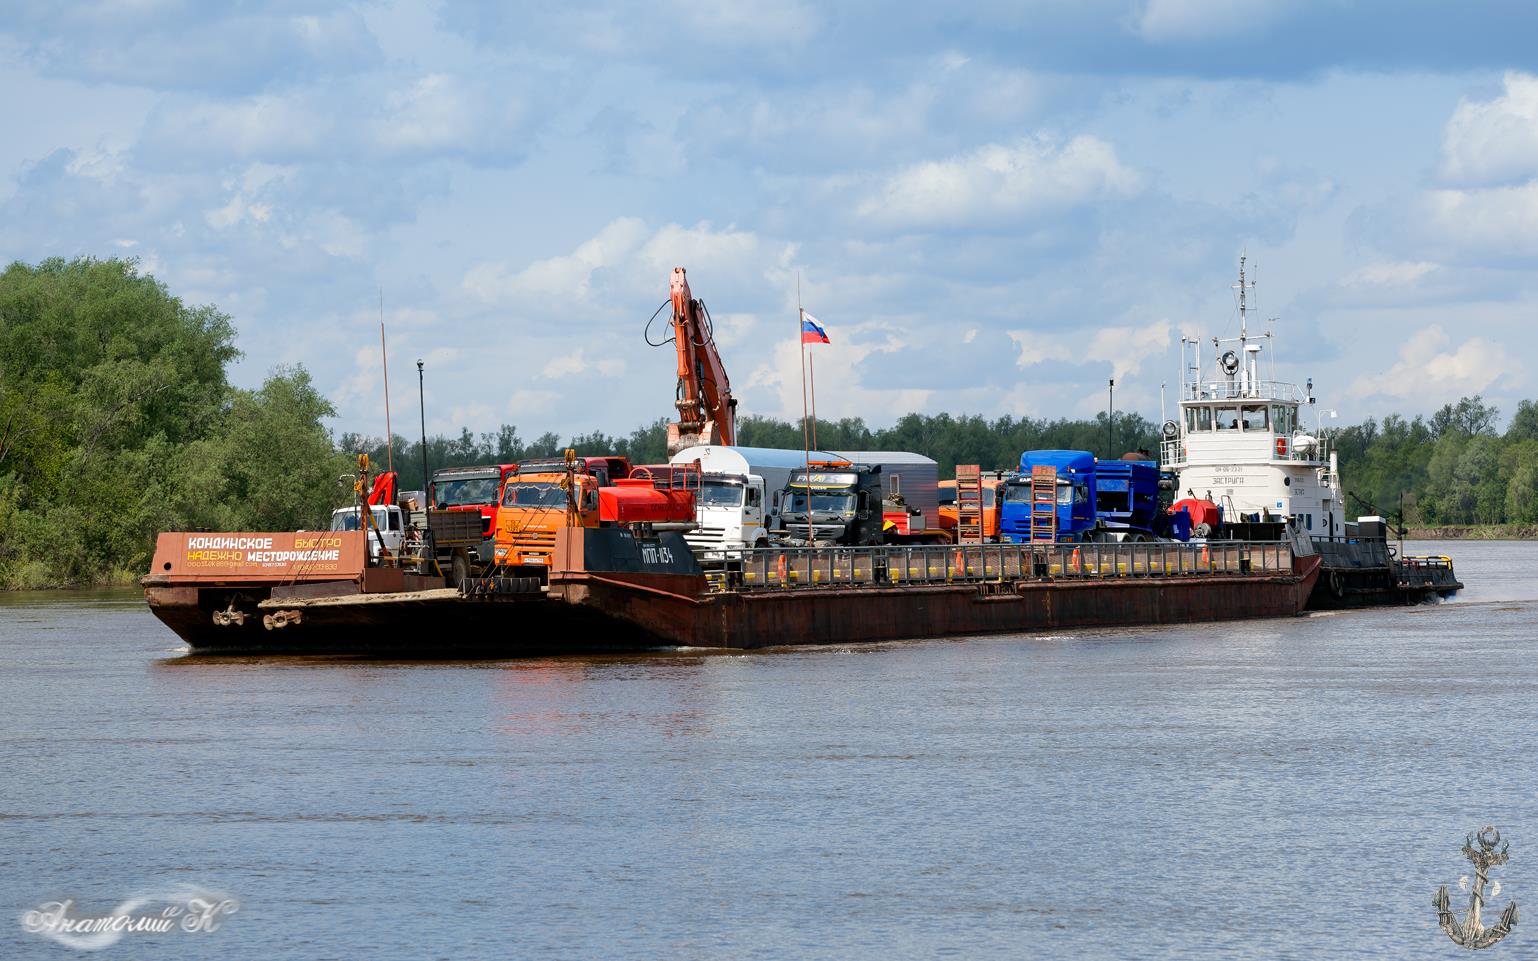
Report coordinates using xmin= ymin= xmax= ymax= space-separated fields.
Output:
xmin=943 ymin=486 xmax=997 ymax=506
xmin=435 ymin=476 xmax=498 ymax=507
xmin=1003 ymin=484 xmax=1031 ymax=504
xmin=330 ymin=507 xmax=398 ymax=531
xmin=501 ymin=482 xmax=568 ymax=508
xmin=784 ymin=490 xmax=854 ymax=514
xmin=699 ymin=482 xmax=744 ymax=508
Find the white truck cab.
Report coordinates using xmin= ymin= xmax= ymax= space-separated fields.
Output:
xmin=682 ymin=472 xmax=769 ymax=561
xmin=329 ymin=504 xmax=404 ymax=563
xmin=670 ymin=446 xmax=836 ymax=563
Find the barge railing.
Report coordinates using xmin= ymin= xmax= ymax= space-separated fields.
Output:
xmin=716 ymin=540 xmax=1294 ymax=592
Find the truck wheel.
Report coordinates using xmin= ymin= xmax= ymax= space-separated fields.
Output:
xmin=450 ymin=553 xmax=470 ymax=589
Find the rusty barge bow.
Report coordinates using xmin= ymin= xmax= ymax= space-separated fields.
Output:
xmin=144 ymin=528 xmax=1322 ymax=655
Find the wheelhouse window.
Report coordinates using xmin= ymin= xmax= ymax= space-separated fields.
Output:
xmin=1186 ymin=406 xmax=1213 ymax=432
xmin=1215 ymin=406 xmax=1239 ymax=430
xmin=1241 ymin=405 xmax=1268 ymax=431
xmin=1270 ymin=404 xmax=1296 ymax=435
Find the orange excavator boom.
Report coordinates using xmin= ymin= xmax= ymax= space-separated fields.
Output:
xmin=666 ymin=266 xmax=737 ymax=457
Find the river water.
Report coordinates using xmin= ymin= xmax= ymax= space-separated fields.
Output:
xmin=2 ymin=541 xmax=1534 ymax=959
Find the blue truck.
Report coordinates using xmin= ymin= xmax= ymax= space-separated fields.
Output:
xmin=998 ymin=450 xmax=1163 ymax=542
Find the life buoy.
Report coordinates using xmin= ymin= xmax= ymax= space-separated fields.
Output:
xmin=776 ymin=553 xmax=788 ymax=583
xmin=1328 ymin=570 xmax=1344 ymax=598
xmin=1275 ymin=436 xmax=1289 ymax=457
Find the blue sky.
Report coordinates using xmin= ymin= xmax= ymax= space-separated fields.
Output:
xmin=4 ymin=1 xmax=1537 ymax=441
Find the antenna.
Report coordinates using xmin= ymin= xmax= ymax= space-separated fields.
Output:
xmin=1266 ymin=316 xmax=1278 ymax=387
xmin=1232 ymin=253 xmax=1255 ymax=341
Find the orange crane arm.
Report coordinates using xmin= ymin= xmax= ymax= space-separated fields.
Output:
xmin=666 ymin=266 xmax=736 ymax=455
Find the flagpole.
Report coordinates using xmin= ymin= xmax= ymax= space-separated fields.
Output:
xmin=379 ymin=288 xmax=394 ymax=475
xmin=798 ymin=275 xmax=812 ymax=547
xmin=809 ymin=351 xmax=818 ymax=451
xmin=799 ymin=306 xmax=809 ymax=463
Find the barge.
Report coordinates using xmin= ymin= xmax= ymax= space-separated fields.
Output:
xmin=143 ymin=527 xmax=1321 ymax=654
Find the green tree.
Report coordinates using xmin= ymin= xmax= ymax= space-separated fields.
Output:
xmin=0 ymin=258 xmax=349 ymax=586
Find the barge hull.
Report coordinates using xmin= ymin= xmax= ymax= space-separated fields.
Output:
xmin=145 ymin=530 xmax=1321 ymax=655
xmin=559 ymin=561 xmax=1320 ymax=651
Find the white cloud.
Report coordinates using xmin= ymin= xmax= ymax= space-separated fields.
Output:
xmin=1087 ymin=322 xmax=1172 ymax=381
xmin=1006 ymin=330 xmax=1073 ymax=367
xmin=63 ymin=146 xmax=126 ymax=182
xmin=676 ymin=0 xmax=820 ymax=46
xmin=638 ymin=222 xmax=765 ymax=279
xmin=372 ymin=73 xmax=530 ymax=157
xmin=146 ymin=95 xmax=336 ymax=161
xmin=708 ymin=312 xmax=759 ymax=349
xmin=1133 ymin=0 xmax=1291 ymax=43
xmin=1441 ymin=71 xmax=1538 ymax=187
xmin=1347 ymin=326 xmax=1515 ymax=401
xmin=745 ymin=333 xmax=932 ymax=426
xmin=858 ymin=135 xmax=1140 ymax=229
xmin=505 ymin=388 xmax=561 ymax=416
xmin=542 ymin=349 xmax=625 ymax=379
xmin=1008 ymin=322 xmax=1170 ymax=383
xmin=1341 ymin=261 xmax=1439 ymax=289
xmin=1418 ymin=183 xmax=1538 ymax=259
xmin=204 ymin=193 xmax=271 ymax=229
xmin=462 ymin=217 xmax=649 ymax=304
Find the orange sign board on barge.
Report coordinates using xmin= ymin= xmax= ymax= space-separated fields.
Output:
xmin=148 ymin=531 xmax=367 ymax=584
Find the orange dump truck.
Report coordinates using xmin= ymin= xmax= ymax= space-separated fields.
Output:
xmin=492 ymin=456 xmax=697 ymax=577
xmin=492 ymin=456 xmax=626 ymax=573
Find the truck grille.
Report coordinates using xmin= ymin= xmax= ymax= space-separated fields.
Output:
xmin=509 ymin=528 xmax=557 ymax=563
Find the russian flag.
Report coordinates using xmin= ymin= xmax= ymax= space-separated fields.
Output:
xmin=801 ymin=312 xmax=830 ymax=345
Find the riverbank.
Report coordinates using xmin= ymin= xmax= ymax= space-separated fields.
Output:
xmin=1 ymin=565 xmax=141 ymax=592
xmin=1404 ymin=524 xmax=1538 ymax=540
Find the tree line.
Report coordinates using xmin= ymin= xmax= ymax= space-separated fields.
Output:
xmin=0 ymin=258 xmax=352 ymax=588
xmin=1331 ymin=395 xmax=1538 ymax=528
xmin=3 ymin=257 xmax=1535 ymax=587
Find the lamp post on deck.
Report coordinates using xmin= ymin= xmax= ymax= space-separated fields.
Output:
xmin=1107 ymin=378 xmax=1115 ymax=458
xmin=417 ymin=360 xmax=429 ymax=499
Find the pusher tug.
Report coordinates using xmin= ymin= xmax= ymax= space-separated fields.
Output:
xmin=1161 ymin=256 xmax=1460 ymax=608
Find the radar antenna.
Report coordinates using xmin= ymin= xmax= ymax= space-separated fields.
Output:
xmin=1232 ymin=253 xmax=1256 ymax=341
